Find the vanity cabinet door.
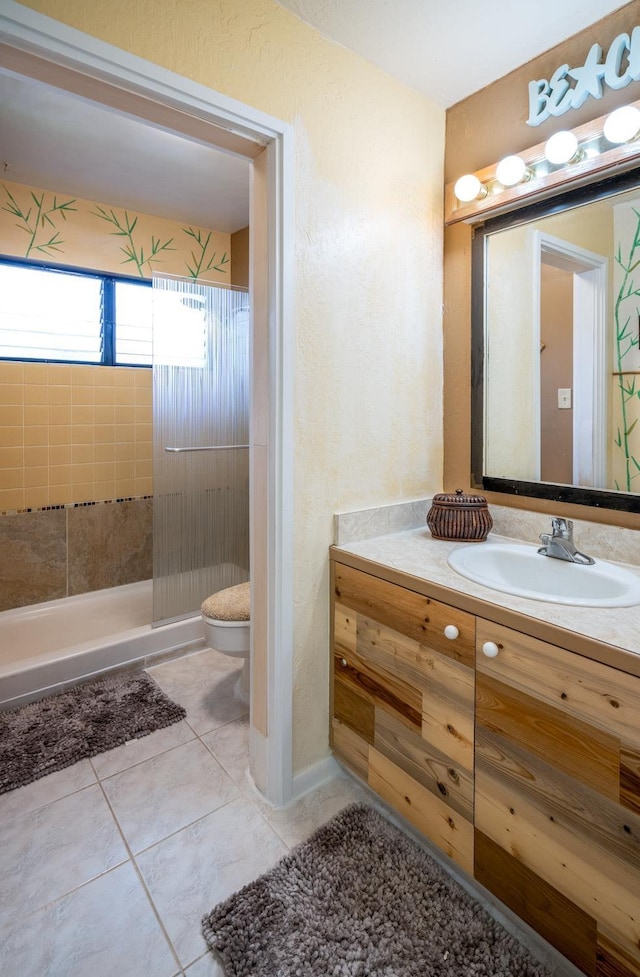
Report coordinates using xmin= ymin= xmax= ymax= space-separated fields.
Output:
xmin=474 ymin=618 xmax=640 ymax=977
xmin=331 ymin=561 xmax=476 ymax=873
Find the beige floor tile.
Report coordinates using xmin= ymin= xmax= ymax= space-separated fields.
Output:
xmin=149 ymin=647 xmax=248 ymax=736
xmin=2 ymin=663 xmax=379 ymax=977
xmin=91 ymin=719 xmax=195 ymax=780
xmin=172 ymin=676 xmax=248 ymax=736
xmin=147 ymin=646 xmax=238 ymax=695
xmin=101 ymin=739 xmax=240 ymax=853
xmin=201 ymin=715 xmax=249 ymax=786
xmin=0 ymin=862 xmax=180 ymax=977
xmin=136 ymin=795 xmax=288 ymax=969
xmin=0 ymin=758 xmax=96 ymax=823
xmin=0 ymin=784 xmax=128 ymax=926
xmin=184 ymin=951 xmax=225 ymax=976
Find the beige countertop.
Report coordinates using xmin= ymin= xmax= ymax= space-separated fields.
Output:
xmin=331 ymin=528 xmax=640 ymax=674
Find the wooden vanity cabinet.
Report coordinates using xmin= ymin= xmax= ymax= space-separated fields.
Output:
xmin=330 ymin=555 xmax=640 ymax=977
xmin=330 ymin=561 xmax=476 ymax=873
xmin=475 ymin=619 xmax=640 ymax=977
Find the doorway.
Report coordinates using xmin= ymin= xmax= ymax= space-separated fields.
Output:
xmin=0 ymin=6 xmax=294 ymax=804
xmin=534 ymin=231 xmax=608 ymax=488
xmin=539 ymin=261 xmax=574 ymax=484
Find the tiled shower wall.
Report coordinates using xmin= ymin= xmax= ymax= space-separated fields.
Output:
xmin=0 ymin=362 xmax=153 ymax=611
xmin=0 ymin=362 xmax=152 ymax=511
xmin=0 ymin=499 xmax=152 ymax=612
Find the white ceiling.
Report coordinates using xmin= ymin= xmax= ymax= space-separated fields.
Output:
xmin=0 ymin=2 xmax=629 ymax=230
xmin=0 ymin=73 xmax=251 ymax=234
xmin=275 ymin=0 xmax=629 ymax=107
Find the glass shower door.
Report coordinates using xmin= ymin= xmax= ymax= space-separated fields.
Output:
xmin=152 ymin=274 xmax=249 ymax=625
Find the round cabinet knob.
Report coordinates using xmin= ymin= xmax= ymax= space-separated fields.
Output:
xmin=482 ymin=641 xmax=500 ymax=658
xmin=444 ymin=625 xmax=459 ymax=640
xmin=340 ymin=658 xmax=348 ymax=667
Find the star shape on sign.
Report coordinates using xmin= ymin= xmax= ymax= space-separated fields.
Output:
xmin=567 ymin=43 xmax=606 ymax=110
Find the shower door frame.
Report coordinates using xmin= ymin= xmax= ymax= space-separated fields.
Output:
xmin=0 ymin=2 xmax=295 ymax=806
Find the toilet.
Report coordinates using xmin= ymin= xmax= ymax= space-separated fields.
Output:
xmin=201 ymin=581 xmax=251 ymax=703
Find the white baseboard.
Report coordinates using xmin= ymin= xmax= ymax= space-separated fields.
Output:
xmin=291 ymin=754 xmax=341 ymax=801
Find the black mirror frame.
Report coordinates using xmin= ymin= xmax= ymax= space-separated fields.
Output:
xmin=471 ymin=164 xmax=640 ymax=515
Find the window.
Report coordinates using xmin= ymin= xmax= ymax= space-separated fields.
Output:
xmin=0 ymin=258 xmax=153 ymax=366
xmin=113 ymin=280 xmax=153 ymax=365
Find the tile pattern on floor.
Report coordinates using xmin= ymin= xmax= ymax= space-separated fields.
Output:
xmin=0 ymin=646 xmax=366 ymax=977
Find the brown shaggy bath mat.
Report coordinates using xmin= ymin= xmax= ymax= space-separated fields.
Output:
xmin=0 ymin=672 xmax=186 ymax=794
xmin=203 ymin=803 xmax=552 ymax=977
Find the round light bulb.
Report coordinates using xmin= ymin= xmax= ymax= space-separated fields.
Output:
xmin=495 ymin=155 xmax=529 ymax=187
xmin=603 ymin=105 xmax=640 ymax=144
xmin=544 ymin=131 xmax=580 ymax=165
xmin=453 ymin=174 xmax=486 ymax=203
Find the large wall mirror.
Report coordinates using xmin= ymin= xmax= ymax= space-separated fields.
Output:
xmin=472 ymin=167 xmax=640 ymax=513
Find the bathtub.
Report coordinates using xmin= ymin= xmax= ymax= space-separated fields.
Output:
xmin=0 ymin=580 xmax=204 ymax=710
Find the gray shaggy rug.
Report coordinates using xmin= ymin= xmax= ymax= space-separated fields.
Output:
xmin=202 ymin=803 xmax=552 ymax=977
xmin=0 ymin=672 xmax=186 ymax=794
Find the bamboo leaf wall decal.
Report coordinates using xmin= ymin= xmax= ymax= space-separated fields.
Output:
xmin=614 ymin=207 xmax=640 ymax=491
xmin=1 ymin=184 xmax=76 ymax=257
xmin=182 ymin=225 xmax=229 ymax=279
xmin=92 ymin=206 xmax=175 ymax=277
xmin=2 ymin=182 xmax=230 ymax=292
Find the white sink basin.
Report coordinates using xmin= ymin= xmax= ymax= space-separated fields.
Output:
xmin=447 ymin=541 xmax=640 ymax=607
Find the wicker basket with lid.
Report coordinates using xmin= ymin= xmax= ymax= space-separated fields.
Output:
xmin=426 ymin=489 xmax=492 ymax=542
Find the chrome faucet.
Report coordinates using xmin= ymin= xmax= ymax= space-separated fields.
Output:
xmin=538 ymin=518 xmax=595 ymax=565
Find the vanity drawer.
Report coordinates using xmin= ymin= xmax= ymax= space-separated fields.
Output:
xmin=333 ymin=562 xmax=475 ymax=666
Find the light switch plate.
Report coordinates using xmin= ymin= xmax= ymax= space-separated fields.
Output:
xmin=558 ymin=388 xmax=572 ymax=409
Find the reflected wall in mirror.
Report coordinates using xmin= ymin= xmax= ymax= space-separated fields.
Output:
xmin=473 ymin=169 xmax=640 ymax=512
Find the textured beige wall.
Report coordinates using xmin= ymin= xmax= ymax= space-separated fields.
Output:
xmin=484 ymin=225 xmax=536 ymax=480
xmin=18 ymin=0 xmax=445 ymax=772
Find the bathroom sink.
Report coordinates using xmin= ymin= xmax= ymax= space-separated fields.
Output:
xmin=447 ymin=541 xmax=640 ymax=607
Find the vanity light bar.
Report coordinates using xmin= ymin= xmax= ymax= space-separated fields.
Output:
xmin=603 ymin=104 xmax=640 ymax=143
xmin=544 ymin=130 xmax=583 ymax=165
xmin=446 ymin=97 xmax=640 ymax=224
xmin=453 ymin=173 xmax=488 ymax=203
xmin=494 ymin=155 xmax=532 ymax=187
